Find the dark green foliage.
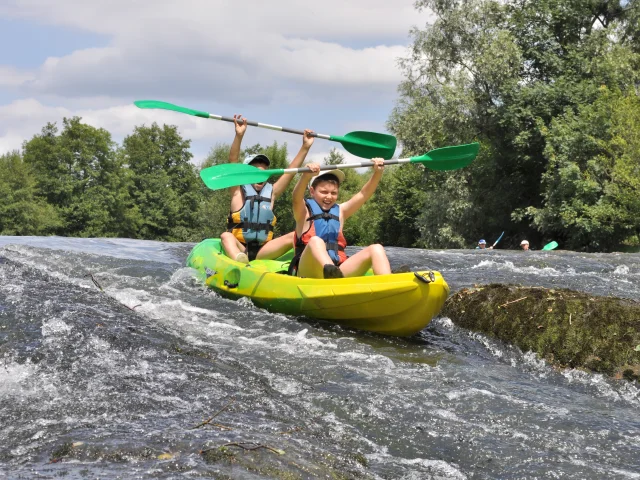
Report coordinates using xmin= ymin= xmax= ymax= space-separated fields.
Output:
xmin=261 ymin=141 xmax=294 ymax=236
xmin=22 ymin=118 xmax=140 ymax=238
xmin=522 ymin=90 xmax=640 ymax=250
xmin=122 ymin=123 xmax=201 ymax=241
xmin=193 ymin=143 xmax=233 ymax=240
xmin=325 ymin=148 xmax=345 ymax=165
xmin=11 ymin=117 xmax=203 ymax=242
xmin=0 ymin=151 xmax=60 ymax=235
xmin=387 ymin=0 xmax=640 ymax=251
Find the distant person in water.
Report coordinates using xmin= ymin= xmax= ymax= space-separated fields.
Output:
xmin=476 ymin=239 xmax=493 ymax=250
xmin=520 ymin=240 xmax=530 ymax=251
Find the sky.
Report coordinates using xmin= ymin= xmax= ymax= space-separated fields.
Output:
xmin=0 ymin=0 xmax=432 ymax=165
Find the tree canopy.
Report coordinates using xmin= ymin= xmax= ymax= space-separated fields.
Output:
xmin=386 ymin=0 xmax=640 ymax=251
xmin=3 ymin=2 xmax=640 ymax=252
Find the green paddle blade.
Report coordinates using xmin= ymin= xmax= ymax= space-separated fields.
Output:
xmin=410 ymin=142 xmax=480 ymax=170
xmin=200 ymin=163 xmax=284 ymax=190
xmin=330 ymin=131 xmax=397 ymax=160
xmin=542 ymin=241 xmax=558 ymax=251
xmin=134 ymin=100 xmax=210 ymax=119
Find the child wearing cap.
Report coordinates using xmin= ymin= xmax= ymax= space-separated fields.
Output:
xmin=290 ymin=159 xmax=391 ymax=279
xmin=520 ymin=240 xmax=530 ymax=251
xmin=476 ymin=239 xmax=493 ymax=250
xmin=221 ymin=114 xmax=314 ymax=263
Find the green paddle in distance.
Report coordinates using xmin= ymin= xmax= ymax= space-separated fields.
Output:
xmin=134 ymin=100 xmax=397 ymax=160
xmin=542 ymin=241 xmax=558 ymax=251
xmin=491 ymin=231 xmax=505 ymax=248
xmin=200 ymin=142 xmax=479 ymax=191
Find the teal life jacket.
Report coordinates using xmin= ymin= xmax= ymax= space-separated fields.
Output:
xmin=227 ymin=183 xmax=275 ymax=251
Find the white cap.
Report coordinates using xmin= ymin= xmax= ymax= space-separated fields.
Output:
xmin=308 ymin=169 xmax=346 ymax=189
xmin=243 ymin=154 xmax=270 ymax=166
xmin=520 ymin=240 xmax=529 ymax=245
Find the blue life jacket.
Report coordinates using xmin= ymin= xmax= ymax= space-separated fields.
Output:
xmin=300 ymin=198 xmax=344 ymax=264
xmin=227 ymin=183 xmax=275 ymax=247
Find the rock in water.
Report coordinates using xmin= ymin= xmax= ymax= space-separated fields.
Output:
xmin=442 ymin=284 xmax=640 ymax=382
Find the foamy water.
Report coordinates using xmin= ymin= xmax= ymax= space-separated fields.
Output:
xmin=1 ymin=237 xmax=639 ymax=479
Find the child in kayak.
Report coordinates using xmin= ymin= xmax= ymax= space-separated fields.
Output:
xmin=290 ymin=159 xmax=391 ymax=279
xmin=221 ymin=115 xmax=314 ymax=263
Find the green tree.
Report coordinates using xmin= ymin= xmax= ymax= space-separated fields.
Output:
xmin=0 ymin=151 xmax=61 ymax=235
xmin=347 ymin=171 xmax=391 ymax=247
xmin=368 ymin=165 xmax=430 ymax=247
xmin=325 ymin=148 xmax=345 ymax=165
xmin=123 ymin=123 xmax=202 ymax=241
xmin=389 ymin=0 xmax=640 ymax=250
xmin=522 ymin=89 xmax=640 ymax=250
xmin=22 ymin=117 xmax=140 ymax=237
xmin=193 ymin=143 xmax=232 ymax=240
xmin=260 ymin=141 xmax=293 ymax=236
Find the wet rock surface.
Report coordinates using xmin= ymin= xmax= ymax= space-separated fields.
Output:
xmin=443 ymin=284 xmax=640 ymax=381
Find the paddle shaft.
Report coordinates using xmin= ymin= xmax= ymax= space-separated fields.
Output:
xmin=206 ymin=114 xmax=331 ymax=140
xmin=492 ymin=231 xmax=505 ymax=248
xmin=199 ymin=142 xmax=479 ymax=190
xmin=278 ymin=157 xmax=418 ymax=175
xmin=134 ymin=100 xmax=397 ymax=159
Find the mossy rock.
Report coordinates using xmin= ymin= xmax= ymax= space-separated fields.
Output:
xmin=200 ymin=444 xmax=369 ymax=479
xmin=441 ymin=284 xmax=640 ymax=381
xmin=201 ymin=446 xmax=237 ymax=464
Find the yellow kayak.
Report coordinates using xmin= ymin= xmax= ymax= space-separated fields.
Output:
xmin=186 ymin=239 xmax=449 ymax=336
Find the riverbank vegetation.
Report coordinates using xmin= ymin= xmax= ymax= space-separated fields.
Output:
xmin=1 ymin=0 xmax=640 ymax=251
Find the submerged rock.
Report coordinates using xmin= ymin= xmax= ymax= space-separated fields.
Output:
xmin=441 ymin=284 xmax=640 ymax=382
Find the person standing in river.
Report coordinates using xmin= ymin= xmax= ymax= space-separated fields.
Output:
xmin=476 ymin=239 xmax=493 ymax=250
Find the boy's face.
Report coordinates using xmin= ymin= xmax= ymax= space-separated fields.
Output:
xmin=250 ymin=161 xmax=269 ymax=191
xmin=310 ymin=180 xmax=339 ymax=209
xmin=478 ymin=243 xmax=486 ymax=249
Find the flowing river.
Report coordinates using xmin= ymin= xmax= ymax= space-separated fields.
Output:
xmin=1 ymin=236 xmax=639 ymax=479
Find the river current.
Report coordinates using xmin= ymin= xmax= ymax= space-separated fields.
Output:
xmin=1 ymin=236 xmax=639 ymax=479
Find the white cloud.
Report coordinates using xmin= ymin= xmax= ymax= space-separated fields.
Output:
xmin=13 ymin=36 xmax=407 ymax=105
xmin=2 ymin=0 xmax=430 ymax=103
xmin=0 ymin=0 xmax=433 ymax=155
xmin=0 ymin=66 xmax=35 ymax=87
xmin=0 ymin=98 xmax=227 ymax=152
xmin=1 ymin=0 xmax=426 ymax=39
xmin=0 ymin=98 xmax=377 ymax=163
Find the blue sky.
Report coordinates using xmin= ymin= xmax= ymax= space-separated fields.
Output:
xmin=0 ymin=1 xmax=431 ymax=164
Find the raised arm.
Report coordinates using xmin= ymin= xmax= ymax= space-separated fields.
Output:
xmin=228 ymin=114 xmax=247 ymax=164
xmin=228 ymin=114 xmax=247 ymax=201
xmin=340 ymin=158 xmax=384 ymax=220
xmin=272 ymin=129 xmax=314 ymax=199
xmin=293 ymin=163 xmax=320 ymax=233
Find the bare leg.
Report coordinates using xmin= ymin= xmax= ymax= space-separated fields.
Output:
xmin=221 ymin=232 xmax=246 ymax=259
xmin=256 ymin=232 xmax=295 ymax=260
xmin=339 ymin=244 xmax=391 ymax=277
xmin=297 ymin=236 xmax=334 ymax=278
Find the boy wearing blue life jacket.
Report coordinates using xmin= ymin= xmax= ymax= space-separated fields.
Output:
xmin=290 ymin=160 xmax=392 ymax=279
xmin=221 ymin=115 xmax=314 ymax=263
